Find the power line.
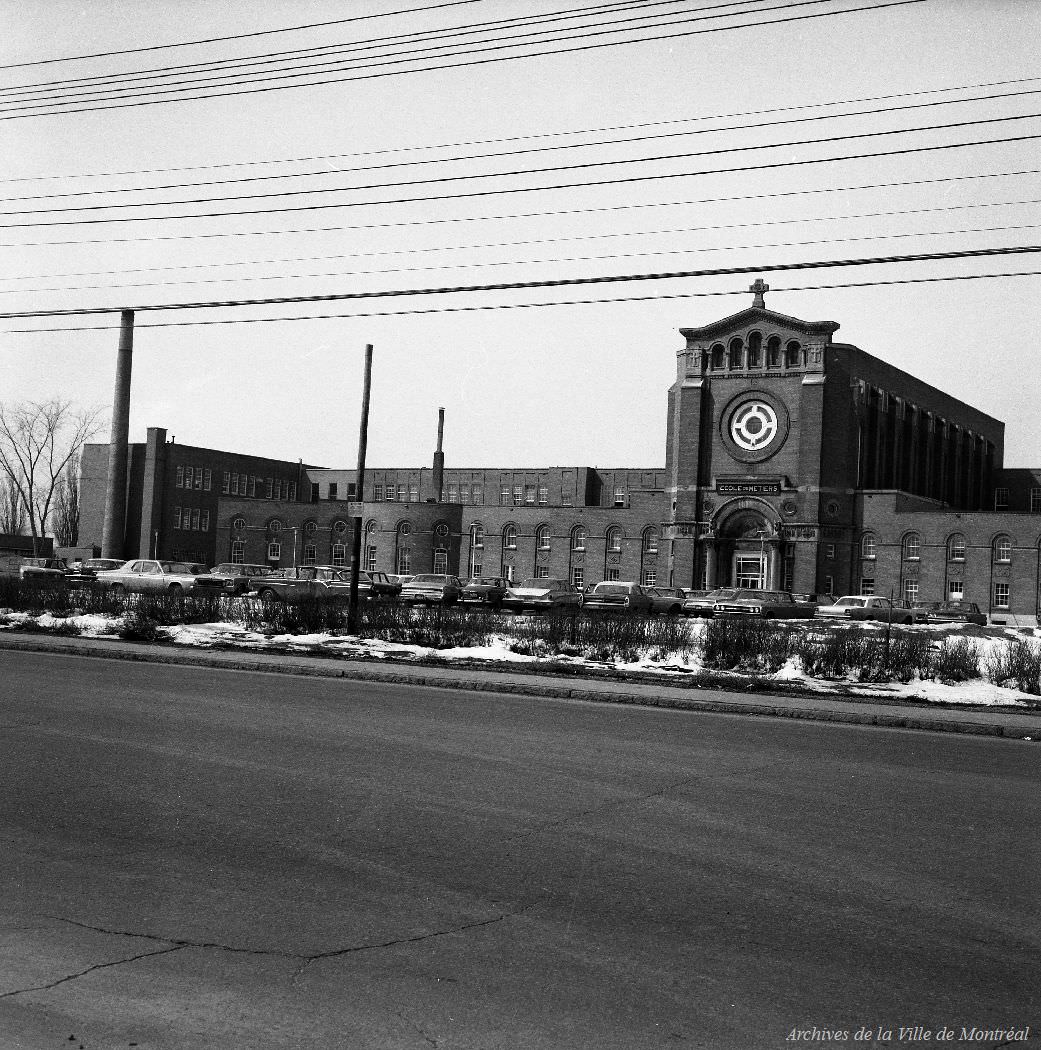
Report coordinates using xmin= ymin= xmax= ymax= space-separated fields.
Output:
xmin=0 ymin=0 xmax=490 ymax=71
xmin=3 ymin=131 xmax=1039 ymax=230
xmin=8 ymin=269 xmax=1039 ymax=333
xmin=6 ymin=167 xmax=1036 ymax=248
xmin=1 ymin=244 xmax=1037 ymax=319
xmin=4 ymin=223 xmax=1036 ymax=296
xmin=5 ymin=71 xmax=1035 ymax=186
xmin=7 ymin=86 xmax=1041 ymax=206
xmin=0 ymin=0 xmax=928 ymax=120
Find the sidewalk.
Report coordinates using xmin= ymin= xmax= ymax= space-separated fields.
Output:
xmin=1 ymin=632 xmax=1038 ymax=739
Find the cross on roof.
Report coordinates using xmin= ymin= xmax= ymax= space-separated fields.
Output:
xmin=749 ymin=278 xmax=769 ymax=308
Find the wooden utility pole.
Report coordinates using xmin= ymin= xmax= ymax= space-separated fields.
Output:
xmin=347 ymin=344 xmax=373 ymax=633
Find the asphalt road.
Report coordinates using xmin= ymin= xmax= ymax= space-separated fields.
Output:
xmin=0 ymin=650 xmax=1037 ymax=1050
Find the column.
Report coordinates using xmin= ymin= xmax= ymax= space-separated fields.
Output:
xmin=704 ymin=539 xmax=718 ymax=589
xmin=102 ymin=309 xmax=134 ymax=560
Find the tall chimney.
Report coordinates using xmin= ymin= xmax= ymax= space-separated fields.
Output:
xmin=102 ymin=310 xmax=134 ymax=559
xmin=432 ymin=407 xmax=445 ymax=502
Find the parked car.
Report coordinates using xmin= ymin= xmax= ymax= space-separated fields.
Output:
xmin=193 ymin=562 xmax=273 ymax=596
xmin=19 ymin=557 xmax=69 ymax=586
xmin=387 ymin=574 xmax=414 ymax=588
xmin=399 ymin=574 xmax=464 ymax=605
xmin=646 ymin=586 xmax=688 ymax=615
xmin=713 ymin=588 xmax=818 ymax=619
xmin=459 ymin=577 xmax=509 ymax=607
xmin=792 ymin=592 xmax=835 ymax=606
xmin=815 ymin=595 xmax=928 ymax=625
xmin=583 ymin=581 xmax=654 ymax=614
xmin=914 ymin=600 xmax=988 ymax=626
xmin=501 ymin=577 xmax=583 ymax=613
xmin=64 ymin=557 xmax=124 ymax=586
xmin=253 ymin=566 xmax=358 ymax=603
xmin=336 ymin=568 xmax=401 ymax=599
xmin=681 ymin=588 xmax=737 ymax=617
xmin=95 ymin=559 xmax=203 ymax=596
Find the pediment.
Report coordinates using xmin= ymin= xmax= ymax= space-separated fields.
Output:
xmin=680 ymin=306 xmax=840 ymax=347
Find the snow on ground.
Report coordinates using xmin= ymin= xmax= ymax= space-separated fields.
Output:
xmin=1 ymin=609 xmax=1038 ymax=707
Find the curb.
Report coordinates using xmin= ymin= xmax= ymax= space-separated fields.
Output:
xmin=0 ymin=634 xmax=1035 ymax=740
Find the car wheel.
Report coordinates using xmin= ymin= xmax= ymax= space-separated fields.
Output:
xmin=259 ymin=588 xmax=279 ymax=604
xmin=168 ymin=583 xmax=183 ymax=596
xmin=109 ymin=583 xmax=125 ymax=597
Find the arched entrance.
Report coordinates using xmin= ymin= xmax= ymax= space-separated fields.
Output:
xmin=702 ymin=500 xmax=782 ymax=589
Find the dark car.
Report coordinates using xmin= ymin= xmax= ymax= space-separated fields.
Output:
xmin=583 ymin=581 xmax=654 ymax=614
xmin=681 ymin=588 xmax=737 ymax=617
xmin=65 ymin=557 xmax=124 ymax=586
xmin=713 ymin=589 xmax=818 ymax=619
xmin=646 ymin=586 xmax=688 ymax=615
xmin=460 ymin=577 xmax=509 ymax=607
xmin=399 ymin=574 xmax=464 ymax=605
xmin=917 ymin=600 xmax=988 ymax=626
xmin=194 ymin=562 xmax=273 ymax=596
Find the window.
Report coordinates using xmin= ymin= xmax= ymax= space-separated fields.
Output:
xmin=948 ymin=534 xmax=966 ymax=561
xmin=860 ymin=578 xmax=876 ymax=595
xmin=562 ymin=492 xmax=574 ymax=507
xmin=710 ymin=343 xmax=725 ymax=370
xmin=346 ymin=483 xmax=356 ymax=498
xmin=613 ymin=485 xmax=625 ymax=507
xmin=396 ymin=547 xmax=411 ymax=575
xmin=232 ymin=473 xmax=242 ymax=496
xmin=176 ymin=465 xmax=184 ymax=488
xmin=434 ymin=523 xmax=449 ymax=539
xmin=447 ymin=483 xmax=458 ymax=503
xmin=785 ymin=341 xmax=801 ymax=368
xmin=472 ymin=484 xmax=483 ymax=504
xmin=535 ymin=524 xmax=550 ymax=550
xmin=643 ymin=527 xmax=659 ymax=554
xmin=333 ymin=519 xmax=348 ymax=536
xmin=993 ymin=582 xmax=1010 ymax=609
xmin=310 ymin=483 xmax=319 ymax=502
xmin=503 ymin=525 xmax=517 ymax=550
xmin=502 ymin=564 xmax=515 ymax=583
xmin=536 ymin=565 xmax=549 ymax=579
xmin=571 ymin=566 xmax=584 ymax=588
xmin=231 ymin=541 xmax=245 ymax=564
xmin=185 ymin=466 xmax=194 ymax=489
xmin=269 ymin=519 xmax=283 ymax=534
xmin=606 ymin=526 xmax=622 ymax=552
xmin=366 ymin=547 xmax=377 ymax=572
xmin=472 ymin=562 xmax=483 ymax=578
xmin=200 ymin=510 xmax=210 ymax=531
xmin=513 ymin=486 xmax=523 ymax=506
xmin=233 ymin=516 xmax=245 ymax=531
xmin=274 ymin=480 xmax=282 ymax=500
xmin=643 ymin=569 xmax=657 ymax=587
xmin=203 ymin=469 xmax=212 ymax=491
xmin=221 ymin=471 xmax=229 ymax=494
xmin=328 ymin=483 xmax=338 ymax=500
xmin=288 ymin=482 xmax=297 ymax=501
xmin=399 ymin=522 xmax=412 ymax=537
xmin=433 ymin=549 xmax=448 ymax=574
xmin=747 ymin=332 xmax=762 ymax=368
xmin=606 ymin=567 xmax=620 ymax=581
xmin=766 ymin=336 xmax=781 ymax=369
xmin=995 ymin=536 xmax=1012 ymax=563
xmin=265 ymin=478 xmax=273 ymax=499
xmin=948 ymin=580 xmax=964 ymax=600
xmin=524 ymin=485 xmax=536 ymax=504
xmin=500 ymin=485 xmax=510 ymax=506
xmin=471 ymin=523 xmax=485 ymax=548
xmin=902 ymin=533 xmax=921 ymax=560
xmin=825 ymin=544 xmax=835 ymax=559
xmin=191 ymin=509 xmax=200 ymax=531
xmin=304 ymin=520 xmax=317 ymax=535
xmin=903 ymin=579 xmax=919 ymax=604
xmin=374 ymin=484 xmax=384 ymax=501
xmin=173 ymin=506 xmax=181 ymax=529
xmin=267 ymin=542 xmax=281 ymax=562
xmin=303 ymin=544 xmax=317 ymax=566
xmin=194 ymin=468 xmax=202 ymax=491
xmin=538 ymin=485 xmax=548 ymax=505
xmin=397 ymin=484 xmax=407 ymax=503
xmin=331 ymin=543 xmax=346 ymax=567
xmin=249 ymin=476 xmax=257 ymax=498
xmin=385 ymin=484 xmax=395 ymax=501
xmin=459 ymin=485 xmax=470 ymax=504
xmin=728 ymin=338 xmax=742 ymax=369
xmin=571 ymin=526 xmax=586 ymax=551
xmin=824 ymin=575 xmax=835 ymax=596
xmin=861 ymin=533 xmax=877 ymax=559
xmin=408 ymin=484 xmax=418 ymax=503
xmin=1032 ymin=488 xmax=1041 ymax=513
xmin=994 ymin=487 xmax=1009 ymax=510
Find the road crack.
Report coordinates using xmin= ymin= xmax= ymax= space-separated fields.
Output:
xmin=0 ymin=944 xmax=183 ymax=999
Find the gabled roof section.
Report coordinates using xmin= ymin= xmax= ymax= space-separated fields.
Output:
xmin=680 ymin=305 xmax=840 ymax=343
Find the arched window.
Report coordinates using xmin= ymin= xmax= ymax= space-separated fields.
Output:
xmin=434 ymin=522 xmax=449 ymax=538
xmin=947 ymin=533 xmax=966 ymax=561
xmin=268 ymin=518 xmax=283 ymax=534
xmin=535 ymin=524 xmax=550 ymax=550
xmin=303 ymin=520 xmax=317 ymax=536
xmin=606 ymin=526 xmax=622 ymax=552
xmin=333 ymin=519 xmax=348 ymax=536
xmin=470 ymin=522 xmax=484 ymax=547
xmin=861 ymin=533 xmax=877 ymax=559
xmin=766 ymin=336 xmax=781 ymax=369
xmin=902 ymin=532 xmax=921 ymax=560
xmin=994 ymin=535 xmax=1012 ymax=563
xmin=365 ymin=520 xmax=378 ymax=536
xmin=710 ymin=343 xmax=725 ymax=369
xmin=398 ymin=521 xmax=412 ymax=537
xmin=571 ymin=526 xmax=587 ymax=551
xmin=785 ymin=340 xmax=801 ymax=368
xmin=747 ymin=331 xmax=762 ymax=368
xmin=503 ymin=525 xmax=517 ymax=549
xmin=232 ymin=516 xmax=246 ymax=533
xmin=728 ymin=337 xmax=743 ymax=369
xmin=642 ymin=526 xmax=659 ymax=554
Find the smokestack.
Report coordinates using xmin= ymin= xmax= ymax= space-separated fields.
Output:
xmin=101 ymin=310 xmax=134 ymax=559
xmin=432 ymin=407 xmax=445 ymax=502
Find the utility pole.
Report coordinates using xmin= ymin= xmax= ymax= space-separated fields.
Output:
xmin=347 ymin=344 xmax=373 ymax=634
xmin=102 ymin=309 xmax=134 ymax=559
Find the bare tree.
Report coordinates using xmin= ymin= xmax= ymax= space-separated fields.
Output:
xmin=53 ymin=452 xmax=81 ymax=547
xmin=0 ymin=476 xmax=25 ymax=535
xmin=0 ymin=400 xmax=104 ymax=555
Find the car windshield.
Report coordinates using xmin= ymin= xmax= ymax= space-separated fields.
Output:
xmin=410 ymin=575 xmax=444 ymax=583
xmin=594 ymin=583 xmax=631 ymax=594
xmin=731 ymin=590 xmax=772 ymax=601
xmin=710 ymin=589 xmax=738 ymax=600
xmin=161 ymin=562 xmax=193 ymax=574
xmin=836 ymin=597 xmax=865 ymax=607
xmin=470 ymin=578 xmax=500 ymax=586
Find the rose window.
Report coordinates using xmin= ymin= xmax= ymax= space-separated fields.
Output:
xmin=730 ymin=401 xmax=778 ymax=451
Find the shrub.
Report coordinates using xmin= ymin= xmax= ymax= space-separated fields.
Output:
xmin=50 ymin=618 xmax=82 ymax=637
xmin=982 ymin=637 xmax=1041 ymax=695
xmin=361 ymin=603 xmax=494 ymax=648
xmin=928 ymin=638 xmax=982 ymax=683
xmin=700 ymin=617 xmax=798 ymax=672
xmin=797 ymin=627 xmax=876 ymax=679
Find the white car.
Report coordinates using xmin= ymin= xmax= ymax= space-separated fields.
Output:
xmin=816 ymin=595 xmax=928 ymax=625
xmin=501 ymin=578 xmax=583 ymax=613
xmin=95 ymin=559 xmax=203 ymax=596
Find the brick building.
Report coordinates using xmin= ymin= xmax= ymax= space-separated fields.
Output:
xmin=78 ymin=285 xmax=1041 ymax=623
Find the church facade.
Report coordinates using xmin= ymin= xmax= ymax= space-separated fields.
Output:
xmin=78 ymin=285 xmax=1041 ymax=624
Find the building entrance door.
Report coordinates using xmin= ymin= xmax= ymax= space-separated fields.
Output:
xmin=734 ymin=554 xmax=765 ymax=588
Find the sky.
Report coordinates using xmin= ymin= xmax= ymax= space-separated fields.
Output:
xmin=1 ymin=0 xmax=1039 ymax=471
